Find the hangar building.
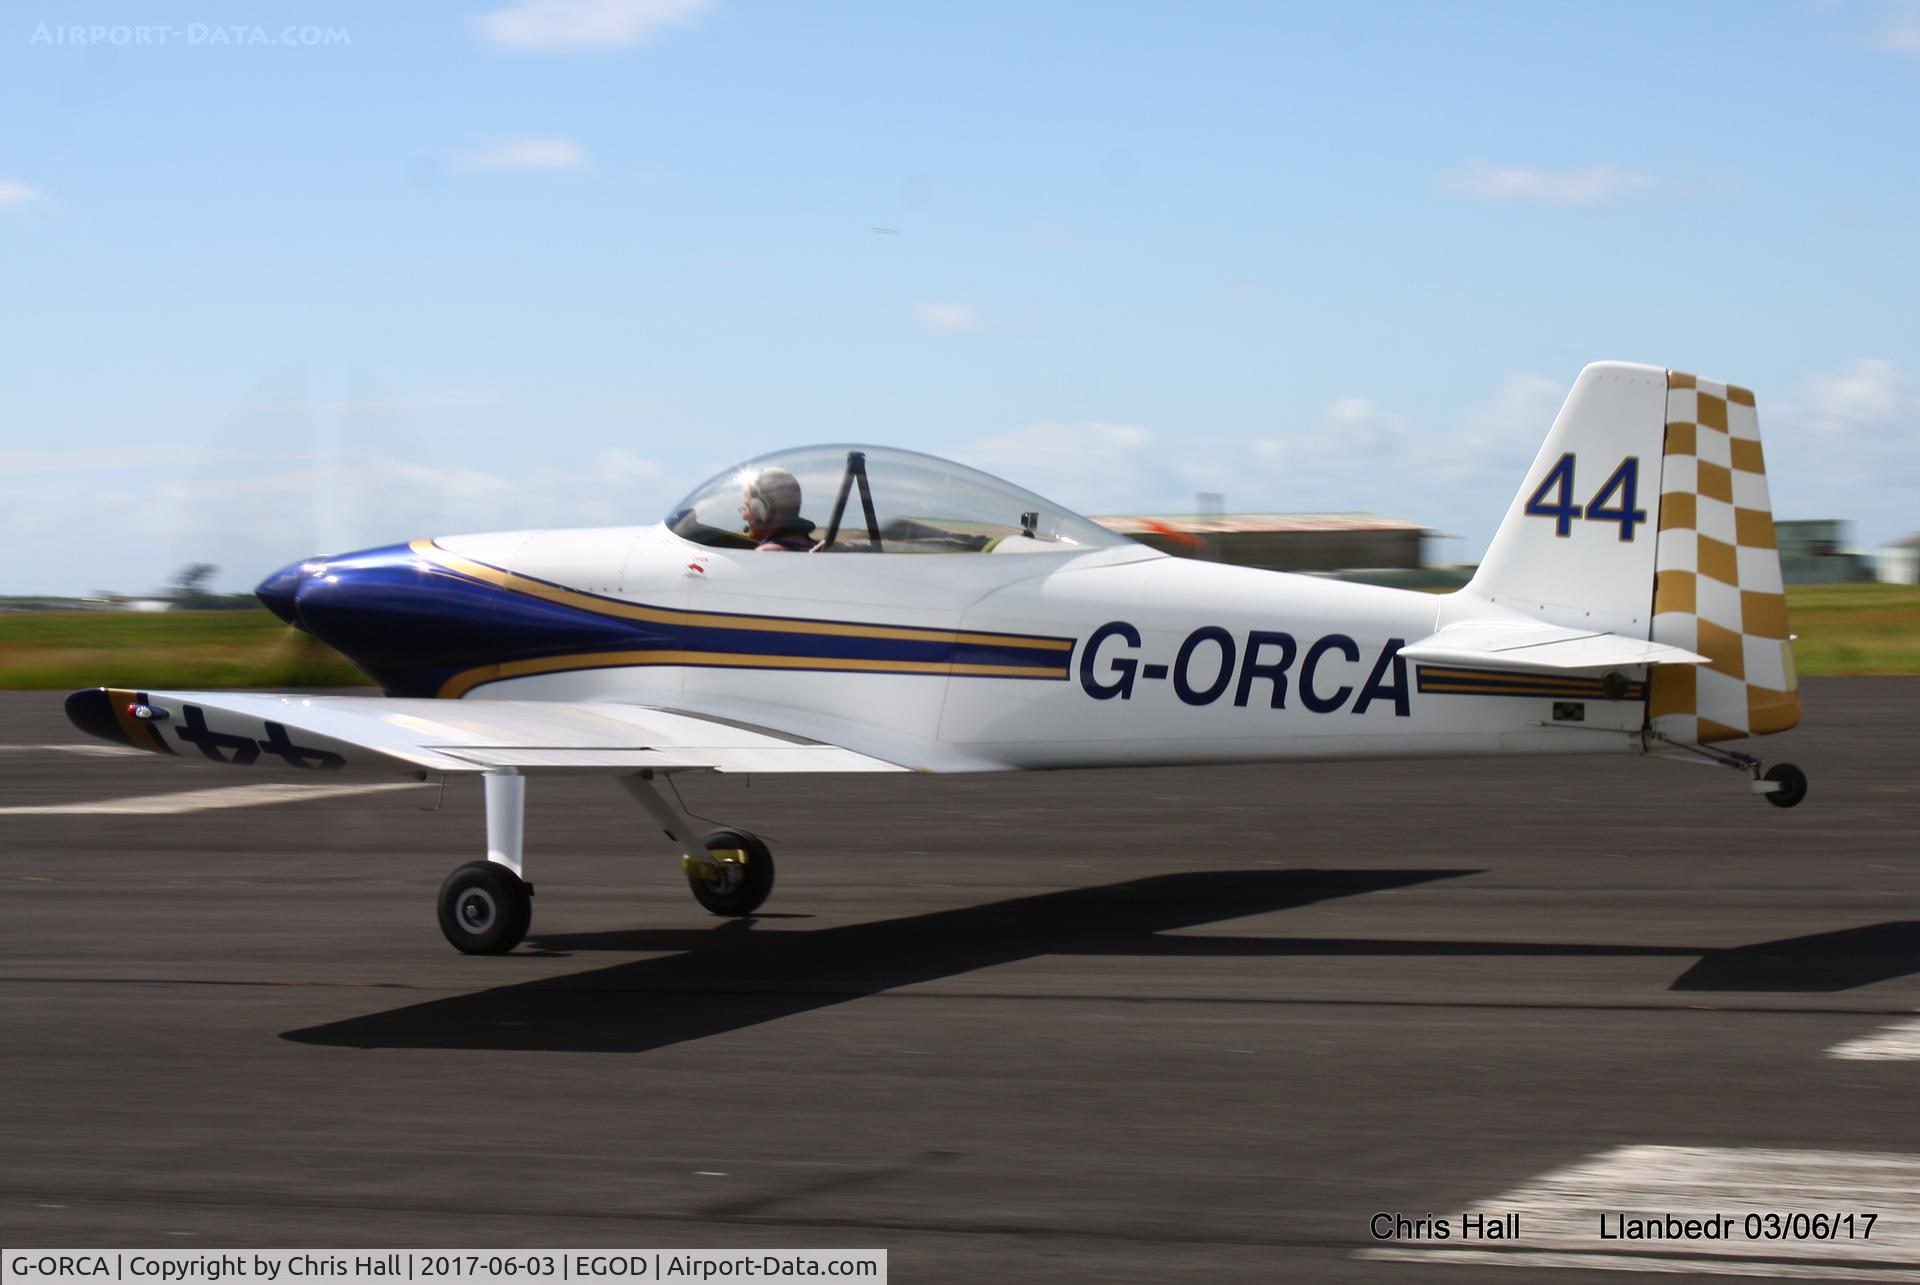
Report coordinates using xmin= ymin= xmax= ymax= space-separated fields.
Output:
xmin=1775 ymin=520 xmax=1872 ymax=585
xmin=1876 ymin=534 xmax=1920 ymax=585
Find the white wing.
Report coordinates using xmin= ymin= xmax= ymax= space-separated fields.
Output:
xmin=65 ymin=688 xmax=913 ymax=775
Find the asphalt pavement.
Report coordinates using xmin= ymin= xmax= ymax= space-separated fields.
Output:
xmin=3 ymin=679 xmax=1917 ymax=1282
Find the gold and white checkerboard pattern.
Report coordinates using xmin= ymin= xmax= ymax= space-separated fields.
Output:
xmin=1647 ymin=371 xmax=1799 ymax=744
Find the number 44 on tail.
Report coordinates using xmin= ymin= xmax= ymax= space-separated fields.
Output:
xmin=1525 ymin=454 xmax=1647 ymax=541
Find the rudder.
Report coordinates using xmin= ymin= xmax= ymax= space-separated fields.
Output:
xmin=1647 ymin=372 xmax=1799 ymax=743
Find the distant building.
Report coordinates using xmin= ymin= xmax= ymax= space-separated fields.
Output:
xmin=1775 ymin=520 xmax=1872 ymax=585
xmin=1877 ymin=534 xmax=1920 ymax=586
xmin=1094 ymin=512 xmax=1429 ymax=574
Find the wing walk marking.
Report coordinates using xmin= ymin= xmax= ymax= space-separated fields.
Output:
xmin=438 ymin=649 xmax=1071 ymax=699
xmin=0 ymin=782 xmax=425 ymax=816
xmin=1827 ymin=1018 xmax=1920 ymax=1060
xmin=409 ymin=538 xmax=1074 ymax=652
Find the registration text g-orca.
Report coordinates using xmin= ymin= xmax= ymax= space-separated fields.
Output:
xmin=1079 ymin=621 xmax=1410 ymax=715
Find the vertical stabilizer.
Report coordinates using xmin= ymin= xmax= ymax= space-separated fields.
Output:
xmin=1467 ymin=362 xmax=1669 ymax=637
xmin=1463 ymin=361 xmax=1798 ymax=744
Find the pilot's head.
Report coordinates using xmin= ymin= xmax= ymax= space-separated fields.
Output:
xmin=741 ymin=467 xmax=803 ymax=540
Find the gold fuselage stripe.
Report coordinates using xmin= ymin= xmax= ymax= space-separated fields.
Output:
xmin=408 ymin=539 xmax=1074 ymax=652
xmin=1417 ymin=668 xmax=1627 ymax=689
xmin=438 ymin=651 xmax=1070 ymax=699
xmin=1418 ymin=683 xmax=1645 ymax=698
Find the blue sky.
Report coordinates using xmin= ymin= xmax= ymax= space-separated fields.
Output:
xmin=3 ymin=0 xmax=1917 ymax=594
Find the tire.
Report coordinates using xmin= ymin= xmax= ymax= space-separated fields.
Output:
xmin=689 ymin=829 xmax=775 ymax=916
xmin=1764 ymin=763 xmax=1808 ymax=810
xmin=437 ymin=861 xmax=532 ymax=954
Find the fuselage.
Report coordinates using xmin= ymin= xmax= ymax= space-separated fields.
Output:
xmin=258 ymin=523 xmax=1648 ymax=772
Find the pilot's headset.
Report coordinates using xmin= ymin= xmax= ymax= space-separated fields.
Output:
xmin=744 ymin=467 xmax=802 ymax=527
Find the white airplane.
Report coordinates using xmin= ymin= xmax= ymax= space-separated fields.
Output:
xmin=67 ymin=362 xmax=1806 ymax=954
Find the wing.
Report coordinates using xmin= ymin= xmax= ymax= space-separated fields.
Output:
xmin=1397 ymin=622 xmax=1708 ymax=674
xmin=64 ymin=688 xmax=912 ymax=776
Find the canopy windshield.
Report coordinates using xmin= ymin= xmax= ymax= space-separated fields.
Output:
xmin=665 ymin=445 xmax=1130 ymax=554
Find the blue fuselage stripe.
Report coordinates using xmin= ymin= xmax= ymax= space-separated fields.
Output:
xmin=288 ymin=544 xmax=1071 ymax=696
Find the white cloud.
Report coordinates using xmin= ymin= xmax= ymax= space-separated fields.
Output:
xmin=0 ymin=448 xmax=678 ymax=594
xmin=0 ymin=448 xmax=178 ymax=474
xmin=472 ymin=0 xmax=713 ymax=50
xmin=1252 ymin=397 xmax=1412 ymax=497
xmin=593 ymin=446 xmax=660 ymax=484
xmin=0 ymin=180 xmax=47 ymax=210
xmin=460 ymin=138 xmax=590 ymax=172
xmin=961 ymin=422 xmax=1165 ymax=513
xmin=1877 ymin=24 xmax=1920 ymax=57
xmin=1442 ymin=163 xmax=1657 ymax=206
xmin=1713 ymin=359 xmax=1919 ymax=547
xmin=1798 ymin=358 xmax=1915 ymax=434
xmin=1242 ymin=374 xmax=1578 ymax=554
xmin=1450 ymin=373 xmax=1565 ymax=478
xmin=914 ymin=302 xmax=985 ymax=334
xmin=312 ymin=386 xmax=502 ymax=414
xmin=0 ymin=449 xmax=108 ymax=475
xmin=972 ymin=421 xmax=1151 ymax=459
xmin=1324 ymin=396 xmax=1398 ymax=434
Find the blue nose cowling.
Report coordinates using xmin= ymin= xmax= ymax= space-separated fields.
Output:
xmin=256 ymin=559 xmax=313 ymax=628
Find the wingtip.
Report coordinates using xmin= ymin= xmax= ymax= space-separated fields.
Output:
xmin=64 ymin=687 xmax=135 ymax=747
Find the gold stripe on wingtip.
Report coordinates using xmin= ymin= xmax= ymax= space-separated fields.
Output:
xmin=410 ymin=538 xmax=1074 ymax=652
xmin=105 ymin=687 xmax=169 ymax=753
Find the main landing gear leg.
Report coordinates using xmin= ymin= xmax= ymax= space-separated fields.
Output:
xmin=1644 ymin=732 xmax=1808 ymax=810
xmin=437 ymin=768 xmax=535 ymax=954
xmin=619 ymin=770 xmax=777 ymax=916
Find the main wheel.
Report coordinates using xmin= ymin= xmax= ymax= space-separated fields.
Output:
xmin=437 ymin=861 xmax=532 ymax=954
xmin=1763 ymin=763 xmax=1808 ymax=809
xmin=688 ymin=828 xmax=775 ymax=916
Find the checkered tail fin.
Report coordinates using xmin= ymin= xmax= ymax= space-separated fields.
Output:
xmin=1647 ymin=372 xmax=1799 ymax=743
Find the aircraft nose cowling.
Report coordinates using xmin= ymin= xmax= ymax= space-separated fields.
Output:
xmin=255 ymin=560 xmax=313 ymax=627
xmin=271 ymin=542 xmax=516 ymax=695
xmin=252 ymin=539 xmax=664 ymax=698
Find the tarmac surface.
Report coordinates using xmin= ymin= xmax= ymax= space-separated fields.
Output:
xmin=3 ymin=678 xmax=1918 ymax=1282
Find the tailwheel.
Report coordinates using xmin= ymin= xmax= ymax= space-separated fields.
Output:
xmin=437 ymin=861 xmax=532 ymax=954
xmin=1763 ymin=763 xmax=1808 ymax=810
xmin=687 ymin=828 xmax=775 ymax=916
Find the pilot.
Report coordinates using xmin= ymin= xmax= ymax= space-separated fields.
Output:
xmin=741 ymin=467 xmax=815 ymax=551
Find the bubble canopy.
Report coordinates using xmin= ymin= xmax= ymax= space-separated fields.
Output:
xmin=665 ymin=445 xmax=1131 ymax=554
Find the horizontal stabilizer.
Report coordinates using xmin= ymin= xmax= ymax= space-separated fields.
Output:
xmin=1399 ymin=622 xmax=1708 ymax=674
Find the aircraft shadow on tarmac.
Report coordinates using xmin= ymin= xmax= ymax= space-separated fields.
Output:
xmin=279 ymin=869 xmax=1920 ymax=1055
